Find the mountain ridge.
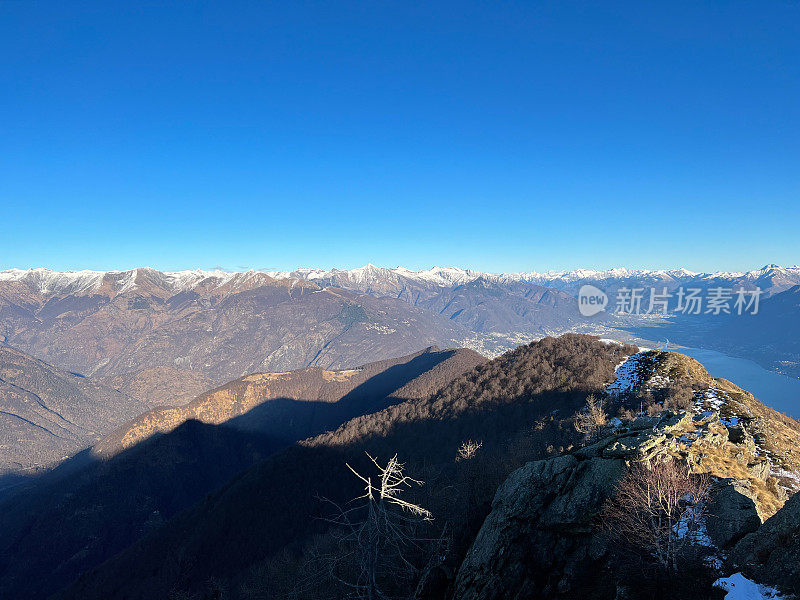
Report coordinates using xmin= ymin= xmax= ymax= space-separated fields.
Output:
xmin=0 ymin=345 xmax=148 ymax=477
xmin=55 ymin=335 xmax=800 ymax=600
xmin=0 ymin=346 xmax=486 ymax=600
xmin=4 ymin=263 xmax=799 ymax=297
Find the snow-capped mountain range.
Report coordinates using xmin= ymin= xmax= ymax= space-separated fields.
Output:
xmin=1 ymin=263 xmax=798 ymax=297
xmin=269 ymin=263 xmax=800 ymax=294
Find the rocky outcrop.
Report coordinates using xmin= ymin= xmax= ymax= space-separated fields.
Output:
xmin=729 ymin=491 xmax=800 ymax=595
xmin=454 ymin=453 xmax=626 ymax=600
xmin=453 ymin=412 xmax=701 ymax=600
xmin=705 ymin=479 xmax=762 ymax=548
xmin=454 ymin=404 xmax=800 ymax=600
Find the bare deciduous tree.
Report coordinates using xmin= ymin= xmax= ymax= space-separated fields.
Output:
xmin=302 ymin=453 xmax=434 ymax=600
xmin=456 ymin=439 xmax=483 ymax=461
xmin=600 ymin=460 xmax=710 ymax=572
xmin=574 ymin=394 xmax=608 ymax=441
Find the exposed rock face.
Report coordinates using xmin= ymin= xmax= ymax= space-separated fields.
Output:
xmin=454 ymin=453 xmax=625 ymax=600
xmin=453 ymin=412 xmax=704 ymax=600
xmin=454 ymin=399 xmax=800 ymax=600
xmin=730 ymin=491 xmax=800 ymax=595
xmin=705 ymin=479 xmax=762 ymax=548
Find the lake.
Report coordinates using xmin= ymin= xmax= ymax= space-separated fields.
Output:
xmin=678 ymin=347 xmax=800 ymax=418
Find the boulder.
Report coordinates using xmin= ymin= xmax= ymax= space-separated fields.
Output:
xmin=746 ymin=460 xmax=771 ymax=481
xmin=453 ymin=453 xmax=626 ymax=600
xmin=729 ymin=491 xmax=800 ymax=595
xmin=630 ymin=414 xmax=662 ymax=430
xmin=655 ymin=412 xmax=693 ymax=435
xmin=705 ymin=479 xmax=762 ymax=548
xmin=727 ymin=424 xmax=759 ymax=456
xmin=602 ymin=431 xmax=676 ymax=462
xmin=726 ymin=424 xmax=748 ymax=444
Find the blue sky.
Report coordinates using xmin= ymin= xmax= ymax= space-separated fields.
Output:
xmin=1 ymin=1 xmax=798 ymax=273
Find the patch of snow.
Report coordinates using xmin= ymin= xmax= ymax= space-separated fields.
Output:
xmin=714 ymin=573 xmax=787 ymax=600
xmin=606 ymin=352 xmax=646 ymax=396
xmin=605 ymin=350 xmax=665 ymax=396
xmin=694 ymin=388 xmax=728 ymax=412
xmin=771 ymin=468 xmax=800 ymax=493
xmin=674 ymin=503 xmax=714 ymax=548
xmin=771 ymin=468 xmax=800 ymax=483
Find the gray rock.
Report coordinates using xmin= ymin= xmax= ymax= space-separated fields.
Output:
xmin=656 ymin=412 xmax=693 ymax=435
xmin=730 ymin=491 xmax=800 ymax=595
xmin=454 ymin=454 xmax=626 ymax=600
xmin=602 ymin=431 xmax=676 ymax=461
xmin=706 ymin=479 xmax=762 ymax=548
xmin=705 ymin=428 xmax=729 ymax=447
xmin=747 ymin=460 xmax=771 ymax=480
xmin=727 ymin=424 xmax=748 ymax=444
xmin=630 ymin=414 xmax=662 ymax=430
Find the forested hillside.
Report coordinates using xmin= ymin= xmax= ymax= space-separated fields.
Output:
xmin=60 ymin=335 xmax=637 ymax=599
xmin=0 ymin=347 xmax=483 ymax=600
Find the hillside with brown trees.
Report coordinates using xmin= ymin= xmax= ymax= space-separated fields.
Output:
xmin=59 ymin=335 xmax=637 ymax=600
xmin=0 ymin=346 xmax=483 ymax=600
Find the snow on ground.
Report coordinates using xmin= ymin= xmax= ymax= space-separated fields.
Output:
xmin=606 ymin=351 xmax=652 ymax=395
xmin=695 ymin=388 xmax=727 ymax=412
xmin=692 ymin=388 xmax=776 ymax=461
xmin=674 ymin=506 xmax=714 ymax=547
xmin=606 ymin=353 xmax=642 ymax=395
xmin=8 ymin=264 xmax=798 ymax=295
xmin=714 ymin=573 xmax=787 ymax=600
xmin=693 ymin=388 xmax=749 ymax=427
xmin=770 ymin=468 xmax=800 ymax=493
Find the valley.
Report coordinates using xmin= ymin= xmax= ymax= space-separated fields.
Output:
xmin=0 ymin=266 xmax=798 ymax=600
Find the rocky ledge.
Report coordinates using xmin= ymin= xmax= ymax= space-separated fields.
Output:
xmin=453 ymin=406 xmax=800 ymax=599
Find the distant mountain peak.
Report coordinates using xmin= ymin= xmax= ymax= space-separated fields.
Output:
xmin=2 ymin=264 xmax=800 ymax=298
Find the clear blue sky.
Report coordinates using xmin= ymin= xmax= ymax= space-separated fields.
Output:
xmin=1 ymin=1 xmax=798 ymax=273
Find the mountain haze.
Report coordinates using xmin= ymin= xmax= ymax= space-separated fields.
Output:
xmin=0 ymin=345 xmax=146 ymax=478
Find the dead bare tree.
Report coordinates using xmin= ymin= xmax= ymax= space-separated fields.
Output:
xmin=302 ymin=453 xmax=434 ymax=600
xmin=600 ymin=460 xmax=711 ymax=572
xmin=574 ymin=394 xmax=608 ymax=441
xmin=456 ymin=439 xmax=483 ymax=461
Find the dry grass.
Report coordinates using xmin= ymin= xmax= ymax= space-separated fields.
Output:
xmin=693 ymin=441 xmax=784 ymax=519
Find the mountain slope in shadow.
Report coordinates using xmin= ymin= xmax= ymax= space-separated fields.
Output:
xmin=59 ymin=335 xmax=636 ymax=600
xmin=95 ymin=346 xmax=483 ymax=457
xmin=61 ymin=336 xmax=800 ymax=600
xmin=0 ymin=346 xmax=484 ymax=600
